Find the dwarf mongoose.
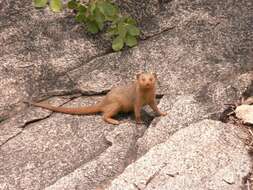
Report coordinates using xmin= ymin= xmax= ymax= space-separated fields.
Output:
xmin=30 ymin=72 xmax=167 ymax=125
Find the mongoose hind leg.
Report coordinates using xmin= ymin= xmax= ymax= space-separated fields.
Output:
xmin=102 ymin=103 xmax=121 ymax=125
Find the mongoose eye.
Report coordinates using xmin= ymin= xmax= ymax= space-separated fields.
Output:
xmin=142 ymin=78 xmax=146 ymax=82
xmin=149 ymin=78 xmax=153 ymax=82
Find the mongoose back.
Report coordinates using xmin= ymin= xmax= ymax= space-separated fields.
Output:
xmin=30 ymin=72 xmax=166 ymax=125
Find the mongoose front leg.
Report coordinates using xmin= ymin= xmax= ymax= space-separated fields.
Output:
xmin=149 ymin=100 xmax=167 ymax=116
xmin=134 ymin=101 xmax=143 ymax=124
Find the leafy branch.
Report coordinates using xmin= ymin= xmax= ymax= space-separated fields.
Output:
xmin=33 ymin=0 xmax=140 ymax=51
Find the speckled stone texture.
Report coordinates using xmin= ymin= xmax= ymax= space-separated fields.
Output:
xmin=106 ymin=120 xmax=251 ymax=190
xmin=0 ymin=0 xmax=252 ymax=189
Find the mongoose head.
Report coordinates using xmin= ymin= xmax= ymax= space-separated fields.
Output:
xmin=136 ymin=72 xmax=157 ymax=89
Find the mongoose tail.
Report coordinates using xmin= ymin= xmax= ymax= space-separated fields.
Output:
xmin=31 ymin=102 xmax=102 ymax=115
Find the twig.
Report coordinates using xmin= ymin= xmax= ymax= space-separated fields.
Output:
xmin=17 ymin=63 xmax=35 ymax=68
xmin=247 ymin=178 xmax=250 ymax=190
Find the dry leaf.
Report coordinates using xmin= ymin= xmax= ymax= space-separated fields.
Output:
xmin=235 ymin=104 xmax=253 ymax=124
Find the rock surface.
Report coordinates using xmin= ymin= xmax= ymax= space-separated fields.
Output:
xmin=0 ymin=0 xmax=111 ymax=117
xmin=0 ymin=0 xmax=253 ymax=189
xmin=0 ymin=96 xmax=116 ymax=190
xmin=137 ymin=71 xmax=253 ymax=157
xmin=137 ymin=95 xmax=207 ymax=157
xmin=107 ymin=120 xmax=251 ymax=190
xmin=45 ymin=123 xmax=137 ymax=190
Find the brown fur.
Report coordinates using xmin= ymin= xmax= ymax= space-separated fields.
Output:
xmin=30 ymin=72 xmax=167 ymax=125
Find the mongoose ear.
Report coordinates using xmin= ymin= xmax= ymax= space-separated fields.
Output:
xmin=151 ymin=72 xmax=157 ymax=79
xmin=136 ymin=73 xmax=142 ymax=79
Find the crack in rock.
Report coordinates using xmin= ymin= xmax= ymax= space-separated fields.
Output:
xmin=145 ymin=163 xmax=167 ymax=187
xmin=0 ymin=131 xmax=22 ymax=149
xmin=62 ymin=49 xmax=114 ymax=78
xmin=140 ymin=26 xmax=176 ymax=40
xmin=133 ymin=183 xmax=141 ymax=190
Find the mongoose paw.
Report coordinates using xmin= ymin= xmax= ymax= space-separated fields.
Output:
xmin=111 ymin=120 xmax=120 ymax=125
xmin=136 ymin=119 xmax=144 ymax=124
xmin=104 ymin=118 xmax=120 ymax=125
xmin=159 ymin=112 xmax=167 ymax=116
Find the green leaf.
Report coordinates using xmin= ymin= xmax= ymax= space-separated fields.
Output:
xmin=118 ymin=22 xmax=127 ymax=38
xmin=75 ymin=4 xmax=87 ymax=22
xmin=49 ymin=0 xmax=62 ymax=12
xmin=127 ymin=25 xmax=140 ymax=36
xmin=97 ymin=1 xmax=106 ymax=14
xmin=103 ymin=2 xmax=117 ymax=17
xmin=75 ymin=12 xmax=86 ymax=22
xmin=96 ymin=19 xmax=104 ymax=30
xmin=106 ymin=27 xmax=117 ymax=37
xmin=112 ymin=36 xmax=124 ymax=51
xmin=78 ymin=4 xmax=87 ymax=13
xmin=87 ymin=20 xmax=99 ymax=34
xmin=88 ymin=1 xmax=96 ymax=15
xmin=126 ymin=17 xmax=137 ymax=25
xmin=67 ymin=0 xmax=78 ymax=9
xmin=94 ymin=8 xmax=105 ymax=30
xmin=125 ymin=35 xmax=137 ymax=47
xmin=34 ymin=0 xmax=48 ymax=8
xmin=111 ymin=16 xmax=121 ymax=25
